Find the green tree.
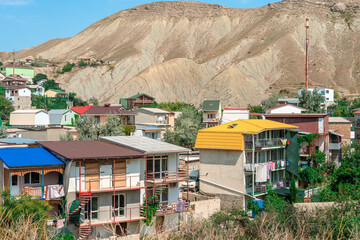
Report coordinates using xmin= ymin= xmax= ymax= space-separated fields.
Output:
xmin=0 ymin=85 xmax=5 ymax=96
xmin=32 ymin=73 xmax=47 ymax=84
xmin=60 ymin=132 xmax=74 ymax=141
xmin=62 ymin=63 xmax=74 ymax=73
xmin=89 ymin=97 xmax=99 ymax=106
xmin=289 ymin=175 xmax=298 ymax=204
xmin=77 ymin=59 xmax=87 ymax=67
xmin=247 ymin=105 xmax=265 ymax=114
xmin=0 ymin=62 xmax=3 ymax=66
xmin=43 ymin=79 xmax=60 ymax=90
xmin=99 ymin=114 xmax=125 ymax=136
xmin=298 ymin=89 xmax=325 ymax=113
xmin=0 ymin=126 xmax=7 ymax=138
xmin=0 ymin=96 xmax=15 ymax=120
xmin=69 ymin=92 xmax=88 ymax=107
xmin=157 ymin=102 xmax=196 ymax=111
xmin=164 ymin=109 xmax=202 ymax=148
xmin=265 ymin=92 xmax=280 ymax=109
xmin=75 ymin=115 xmax=99 ymax=140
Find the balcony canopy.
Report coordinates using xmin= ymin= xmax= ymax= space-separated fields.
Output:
xmin=0 ymin=147 xmax=64 ymax=168
xmin=195 ymin=119 xmax=298 ymax=150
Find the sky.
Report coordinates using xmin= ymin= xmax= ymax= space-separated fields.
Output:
xmin=0 ymin=0 xmax=280 ymax=52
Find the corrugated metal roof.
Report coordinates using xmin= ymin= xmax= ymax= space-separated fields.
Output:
xmin=0 ymin=138 xmax=39 ymax=144
xmin=202 ymin=100 xmax=220 ymax=111
xmin=49 ymin=109 xmax=71 ymax=125
xmin=101 ymin=136 xmax=190 ymax=154
xmin=0 ymin=147 xmax=63 ymax=168
xmin=329 ymin=117 xmax=351 ymax=123
xmin=195 ymin=119 xmax=298 ymax=150
xmin=39 ymin=140 xmax=144 ymax=160
xmin=83 ymin=106 xmax=134 ymax=116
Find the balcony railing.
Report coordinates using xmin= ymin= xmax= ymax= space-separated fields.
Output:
xmin=203 ymin=118 xmax=220 ymax=123
xmin=245 ymin=160 xmax=286 ymax=172
xmin=133 ymin=100 xmax=154 ymax=104
xmin=245 ymin=138 xmax=284 ymax=149
xmin=155 ymin=201 xmax=189 ymax=215
xmin=23 ymin=186 xmax=43 ymax=198
xmin=23 ymin=184 xmax=64 ymax=199
xmin=81 ymin=174 xmax=146 ymax=192
xmin=146 ymin=169 xmax=188 ymax=183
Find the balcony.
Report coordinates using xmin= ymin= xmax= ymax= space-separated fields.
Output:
xmin=245 ymin=160 xmax=286 ymax=173
xmin=133 ymin=100 xmax=154 ymax=105
xmin=155 ymin=201 xmax=189 ymax=216
xmin=22 ymin=184 xmax=64 ymax=199
xmin=245 ymin=138 xmax=284 ymax=150
xmin=329 ymin=143 xmax=341 ymax=150
xmin=146 ymin=169 xmax=188 ymax=184
xmin=80 ymin=174 xmax=146 ymax=193
xmin=203 ymin=118 xmax=220 ymax=123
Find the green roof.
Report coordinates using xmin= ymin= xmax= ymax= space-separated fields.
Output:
xmin=120 ymin=98 xmax=128 ymax=109
xmin=202 ymin=100 xmax=220 ymax=111
xmin=53 ymin=89 xmax=68 ymax=95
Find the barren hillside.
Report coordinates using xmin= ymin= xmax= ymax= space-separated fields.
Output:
xmin=2 ymin=0 xmax=360 ymax=106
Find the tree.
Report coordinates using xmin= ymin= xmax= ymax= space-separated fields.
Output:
xmin=247 ymin=105 xmax=265 ymax=113
xmin=32 ymin=73 xmax=47 ymax=84
xmin=69 ymin=92 xmax=88 ymax=107
xmin=157 ymin=102 xmax=196 ymax=111
xmin=298 ymin=89 xmax=325 ymax=113
xmin=60 ymin=132 xmax=74 ymax=141
xmin=62 ymin=63 xmax=74 ymax=73
xmin=75 ymin=115 xmax=99 ymax=140
xmin=43 ymin=79 xmax=59 ymax=90
xmin=77 ymin=59 xmax=88 ymax=67
xmin=0 ymin=96 xmax=15 ymax=120
xmin=264 ymin=92 xmax=280 ymax=109
xmin=0 ymin=62 xmax=3 ymax=66
xmin=0 ymin=85 xmax=5 ymax=96
xmin=99 ymin=114 xmax=125 ymax=137
xmin=0 ymin=126 xmax=7 ymax=138
xmin=164 ymin=109 xmax=202 ymax=148
xmin=89 ymin=97 xmax=99 ymax=106
xmin=289 ymin=175 xmax=298 ymax=204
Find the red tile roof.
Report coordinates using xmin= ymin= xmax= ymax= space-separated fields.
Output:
xmin=83 ymin=106 xmax=135 ymax=115
xmin=71 ymin=105 xmax=94 ymax=115
xmin=39 ymin=140 xmax=145 ymax=160
xmin=354 ymin=110 xmax=360 ymax=115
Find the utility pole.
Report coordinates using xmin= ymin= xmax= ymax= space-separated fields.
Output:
xmin=13 ymin=49 xmax=15 ymax=76
xmin=305 ymin=19 xmax=310 ymax=91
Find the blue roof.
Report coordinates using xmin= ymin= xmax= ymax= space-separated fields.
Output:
xmin=0 ymin=138 xmax=40 ymax=144
xmin=0 ymin=147 xmax=64 ymax=168
xmin=136 ymin=124 xmax=166 ymax=131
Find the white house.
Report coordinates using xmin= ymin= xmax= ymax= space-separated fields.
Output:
xmin=28 ymin=85 xmax=45 ymax=96
xmin=5 ymin=87 xmax=31 ymax=102
xmin=265 ymin=104 xmax=307 ymax=114
xmin=298 ymin=88 xmax=335 ymax=103
xmin=222 ymin=108 xmax=249 ymax=124
xmin=10 ymin=110 xmax=49 ymax=126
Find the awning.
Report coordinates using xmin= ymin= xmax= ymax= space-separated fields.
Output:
xmin=329 ymin=130 xmax=343 ymax=137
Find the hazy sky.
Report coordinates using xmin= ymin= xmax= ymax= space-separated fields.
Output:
xmin=0 ymin=0 xmax=280 ymax=52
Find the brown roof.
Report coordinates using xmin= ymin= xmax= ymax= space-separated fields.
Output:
xmin=265 ymin=113 xmax=328 ymax=118
xmin=83 ymin=106 xmax=135 ymax=116
xmin=1 ymin=64 xmax=34 ymax=69
xmin=6 ymin=86 xmax=30 ymax=90
xmin=2 ymin=76 xmax=27 ymax=82
xmin=39 ymin=140 xmax=144 ymax=160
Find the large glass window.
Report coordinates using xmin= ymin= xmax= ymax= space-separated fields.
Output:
xmin=147 ymin=155 xmax=168 ymax=179
xmin=84 ymin=196 xmax=98 ymax=220
xmin=113 ymin=194 xmax=125 ymax=217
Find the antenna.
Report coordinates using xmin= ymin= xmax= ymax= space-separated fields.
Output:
xmin=305 ymin=19 xmax=310 ymax=91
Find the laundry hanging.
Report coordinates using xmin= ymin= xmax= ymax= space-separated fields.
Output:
xmin=256 ymin=163 xmax=267 ymax=182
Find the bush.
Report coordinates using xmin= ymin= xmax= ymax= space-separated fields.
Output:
xmin=62 ymin=63 xmax=74 ymax=72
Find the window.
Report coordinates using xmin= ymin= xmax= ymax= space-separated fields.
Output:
xmin=64 ymin=115 xmax=67 ymax=121
xmin=246 ymin=176 xmax=253 ymax=188
xmin=84 ymin=196 xmax=98 ymax=220
xmin=113 ymin=194 xmax=125 ymax=217
xmin=147 ymin=155 xmax=168 ymax=179
xmin=24 ymin=172 xmax=40 ymax=184
xmin=326 ymin=90 xmax=329 ymax=93
xmin=147 ymin=187 xmax=168 ymax=203
xmin=207 ymin=113 xmax=215 ymax=119
xmin=12 ymin=175 xmax=18 ymax=186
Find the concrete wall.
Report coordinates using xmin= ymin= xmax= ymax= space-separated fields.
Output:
xmin=190 ymin=198 xmax=221 ymax=220
xmin=200 ymin=149 xmax=245 ymax=195
xmin=34 ymin=111 xmax=50 ymax=126
xmin=93 ymin=222 xmax=140 ymax=239
xmin=13 ymin=96 xmax=31 ymax=110
xmin=10 ymin=112 xmax=35 ymax=126
xmin=329 ymin=122 xmax=352 ymax=144
xmin=134 ymin=111 xmax=157 ymax=124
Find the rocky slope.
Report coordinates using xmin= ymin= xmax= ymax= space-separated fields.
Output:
xmin=2 ymin=0 xmax=360 ymax=106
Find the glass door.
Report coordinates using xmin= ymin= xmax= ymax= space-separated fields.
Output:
xmin=113 ymin=194 xmax=126 ymax=217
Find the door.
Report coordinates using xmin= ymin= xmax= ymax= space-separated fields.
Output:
xmin=114 ymin=160 xmax=126 ymax=188
xmin=147 ymin=156 xmax=168 ymax=180
xmin=85 ymin=162 xmax=99 ymax=190
xmin=113 ymin=194 xmax=126 ymax=217
xmin=116 ymin=223 xmax=127 ymax=236
xmin=100 ymin=165 xmax=112 ymax=189
xmin=11 ymin=175 xmax=20 ymax=196
xmin=84 ymin=196 xmax=99 ymax=220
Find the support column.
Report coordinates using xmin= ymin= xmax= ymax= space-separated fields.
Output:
xmin=21 ymin=169 xmax=23 ymax=196
xmin=9 ymin=169 xmax=11 ymax=198
xmin=252 ymin=134 xmax=255 ymax=197
xmin=42 ymin=168 xmax=44 ymax=198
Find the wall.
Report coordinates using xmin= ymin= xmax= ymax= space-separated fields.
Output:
xmin=266 ymin=116 xmax=320 ymax=133
xmin=190 ymin=197 xmax=221 ymax=220
xmin=93 ymin=222 xmax=141 ymax=239
xmin=199 ymin=149 xmax=245 ymax=195
xmin=222 ymin=110 xmax=249 ymax=123
xmin=13 ymin=96 xmax=31 ymax=110
xmin=268 ymin=105 xmax=303 ymax=114
xmin=134 ymin=111 xmax=157 ymax=124
xmin=329 ymin=122 xmax=352 ymax=144
xmin=10 ymin=113 xmax=35 ymax=126
xmin=0 ymin=163 xmax=4 ymax=191
xmin=60 ymin=111 xmax=78 ymax=125
xmin=34 ymin=111 xmax=50 ymax=126
xmin=3 ymin=67 xmax=34 ymax=78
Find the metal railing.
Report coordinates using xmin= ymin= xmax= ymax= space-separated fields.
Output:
xmin=245 ymin=138 xmax=284 ymax=149
xmin=203 ymin=118 xmax=220 ymax=123
xmin=245 ymin=160 xmax=286 ymax=172
xmin=146 ymin=169 xmax=188 ymax=183
xmin=81 ymin=174 xmax=146 ymax=192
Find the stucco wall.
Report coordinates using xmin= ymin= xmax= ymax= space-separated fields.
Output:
xmin=134 ymin=111 xmax=157 ymax=124
xmin=34 ymin=111 xmax=50 ymax=125
xmin=199 ymin=149 xmax=245 ymax=195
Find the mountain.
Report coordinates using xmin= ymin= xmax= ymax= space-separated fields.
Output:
xmin=2 ymin=0 xmax=360 ymax=106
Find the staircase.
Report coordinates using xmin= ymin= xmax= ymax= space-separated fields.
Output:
xmin=79 ymin=224 xmax=92 ymax=240
xmin=69 ymin=192 xmax=92 ymax=216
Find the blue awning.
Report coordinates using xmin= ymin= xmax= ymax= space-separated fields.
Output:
xmin=0 ymin=147 xmax=64 ymax=168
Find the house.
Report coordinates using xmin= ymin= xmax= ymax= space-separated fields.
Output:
xmin=265 ymin=104 xmax=307 ymax=114
xmin=100 ymin=136 xmax=190 ymax=233
xmin=83 ymin=106 xmax=135 ymax=126
xmin=134 ymin=108 xmax=175 ymax=130
xmin=48 ymin=109 xmax=79 ymax=126
xmin=0 ymin=65 xmax=34 ymax=78
xmin=5 ymin=86 xmax=31 ymax=110
xmin=71 ymin=105 xmax=95 ymax=115
xmin=133 ymin=124 xmax=166 ymax=140
xmin=28 ymin=84 xmax=45 ymax=96
xmin=278 ymin=98 xmax=300 ymax=106
xmin=298 ymin=88 xmax=335 ymax=103
xmin=328 ymin=117 xmax=353 ymax=145
xmin=180 ymin=151 xmax=200 ymax=172
xmin=0 ymin=138 xmax=40 ymax=148
xmin=0 ymin=147 xmax=65 ymax=215
xmin=1 ymin=75 xmax=27 ymax=87
xmin=264 ymin=113 xmax=331 ymax=161
xmin=195 ymin=119 xmax=299 ymax=209
xmin=39 ymin=140 xmax=147 ymax=239
xmin=45 ymin=89 xmax=68 ymax=98
xmin=10 ymin=110 xmax=49 ymax=127
xmin=221 ymin=108 xmax=249 ymax=124
xmin=202 ymin=100 xmax=221 ymax=128
xmin=120 ymin=93 xmax=155 ymax=110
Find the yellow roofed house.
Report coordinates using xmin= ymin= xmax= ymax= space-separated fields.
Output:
xmin=195 ymin=119 xmax=299 ymax=209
